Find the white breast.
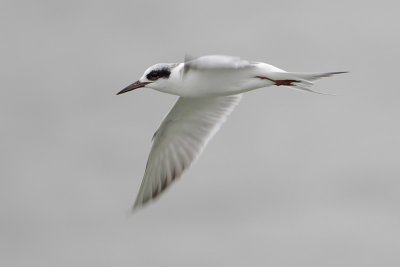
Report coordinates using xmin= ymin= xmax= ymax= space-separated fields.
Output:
xmin=154 ymin=56 xmax=284 ymax=97
xmin=168 ymin=64 xmax=274 ymax=97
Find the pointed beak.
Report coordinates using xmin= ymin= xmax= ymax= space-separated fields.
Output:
xmin=117 ymin=81 xmax=151 ymax=95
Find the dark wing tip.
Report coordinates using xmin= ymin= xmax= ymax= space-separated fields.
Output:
xmin=328 ymin=71 xmax=349 ymax=75
xmin=131 ymin=168 xmax=182 ymax=211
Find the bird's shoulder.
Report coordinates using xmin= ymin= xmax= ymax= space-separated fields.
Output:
xmin=183 ymin=55 xmax=256 ymax=72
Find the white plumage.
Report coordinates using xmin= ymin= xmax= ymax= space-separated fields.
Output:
xmin=117 ymin=55 xmax=347 ymax=210
xmin=133 ymin=95 xmax=241 ymax=209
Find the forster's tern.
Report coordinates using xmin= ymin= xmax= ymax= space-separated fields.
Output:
xmin=118 ymin=55 xmax=346 ymax=210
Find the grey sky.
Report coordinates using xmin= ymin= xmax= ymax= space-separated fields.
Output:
xmin=1 ymin=0 xmax=399 ymax=266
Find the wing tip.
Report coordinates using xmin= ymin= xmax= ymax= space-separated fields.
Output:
xmin=130 ymin=198 xmax=148 ymax=213
xmin=327 ymin=71 xmax=349 ymax=76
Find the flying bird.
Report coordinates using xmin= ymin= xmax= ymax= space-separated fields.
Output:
xmin=117 ymin=55 xmax=346 ymax=210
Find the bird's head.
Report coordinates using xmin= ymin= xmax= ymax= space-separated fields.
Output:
xmin=117 ymin=63 xmax=177 ymax=95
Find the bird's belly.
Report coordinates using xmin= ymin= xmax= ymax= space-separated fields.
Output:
xmin=176 ymin=71 xmax=272 ymax=97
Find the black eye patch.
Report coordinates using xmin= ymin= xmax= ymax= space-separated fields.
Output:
xmin=146 ymin=68 xmax=171 ymax=81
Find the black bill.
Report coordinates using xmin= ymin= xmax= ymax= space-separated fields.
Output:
xmin=117 ymin=81 xmax=151 ymax=95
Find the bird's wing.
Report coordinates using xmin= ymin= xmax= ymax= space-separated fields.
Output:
xmin=184 ymin=55 xmax=254 ymax=75
xmin=133 ymin=94 xmax=242 ymax=210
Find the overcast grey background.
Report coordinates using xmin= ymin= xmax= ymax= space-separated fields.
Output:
xmin=1 ymin=0 xmax=399 ymax=266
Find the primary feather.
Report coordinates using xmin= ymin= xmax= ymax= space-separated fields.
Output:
xmin=133 ymin=94 xmax=242 ymax=210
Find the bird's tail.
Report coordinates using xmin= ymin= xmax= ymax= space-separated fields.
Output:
xmin=263 ymin=71 xmax=348 ymax=94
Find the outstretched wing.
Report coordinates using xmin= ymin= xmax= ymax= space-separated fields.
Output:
xmin=133 ymin=94 xmax=242 ymax=210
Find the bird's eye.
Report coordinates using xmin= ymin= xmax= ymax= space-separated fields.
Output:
xmin=146 ymin=68 xmax=171 ymax=81
xmin=147 ymin=71 xmax=159 ymax=81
